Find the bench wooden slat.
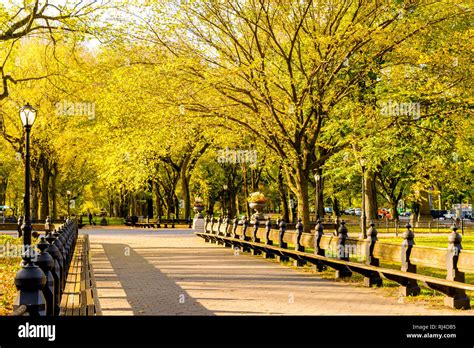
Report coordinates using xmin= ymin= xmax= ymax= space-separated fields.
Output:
xmin=60 ymin=234 xmax=98 ymax=316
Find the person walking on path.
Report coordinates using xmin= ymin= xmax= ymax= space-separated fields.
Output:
xmin=88 ymin=211 xmax=93 ymax=225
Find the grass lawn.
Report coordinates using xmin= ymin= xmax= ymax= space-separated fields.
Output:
xmin=375 ymin=236 xmax=474 ymax=307
xmin=378 ymin=235 xmax=474 ymax=250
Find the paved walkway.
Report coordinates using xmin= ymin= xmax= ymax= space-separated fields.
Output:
xmin=86 ymin=227 xmax=469 ymax=315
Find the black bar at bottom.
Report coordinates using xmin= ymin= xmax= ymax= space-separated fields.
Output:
xmin=0 ymin=316 xmax=473 ymax=346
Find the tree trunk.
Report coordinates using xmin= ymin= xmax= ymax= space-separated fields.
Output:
xmin=418 ymin=190 xmax=432 ymax=216
xmin=154 ymin=181 xmax=163 ymax=219
xmin=277 ymin=167 xmax=289 ymax=222
xmin=234 ymin=195 xmax=239 ymax=217
xmin=390 ymin=198 xmax=399 ymax=222
xmin=208 ymin=197 xmax=215 ymax=216
xmin=31 ymin=165 xmax=40 ymax=220
xmin=242 ymin=164 xmax=250 ymax=218
xmin=180 ymin=171 xmax=191 ymax=220
xmin=0 ymin=177 xmax=7 ymax=206
xmin=146 ymin=180 xmax=153 ymax=219
xmin=295 ymin=167 xmax=311 ymax=232
xmin=410 ymin=201 xmax=421 ymax=226
xmin=229 ymin=190 xmax=236 ymax=217
xmin=364 ymin=170 xmax=378 ymax=221
xmin=131 ymin=194 xmax=137 ymax=216
xmin=119 ymin=189 xmax=124 ymax=217
xmin=166 ymin=196 xmax=173 ymax=220
xmin=125 ymin=191 xmax=130 ymax=216
xmin=50 ymin=163 xmax=57 ymax=219
xmin=119 ymin=190 xmax=124 ymax=217
xmin=109 ymin=197 xmax=114 ymax=217
xmin=141 ymin=193 xmax=147 ymax=217
xmin=174 ymin=195 xmax=180 ymax=219
xmin=40 ymin=160 xmax=50 ymax=220
xmin=31 ymin=182 xmax=39 ymax=220
xmin=113 ymin=199 xmax=119 ymax=217
xmin=332 ymin=196 xmax=340 ymax=217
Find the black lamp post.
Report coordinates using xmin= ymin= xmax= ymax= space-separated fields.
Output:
xmin=223 ymin=184 xmax=228 ymax=215
xmin=360 ymin=158 xmax=367 ymax=239
xmin=20 ymin=103 xmax=36 ymax=247
xmin=13 ymin=103 xmax=47 ymax=316
xmin=314 ymin=171 xmax=321 ymax=221
xmin=66 ymin=190 xmax=71 ymax=217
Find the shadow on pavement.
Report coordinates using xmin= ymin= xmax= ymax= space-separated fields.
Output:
xmin=97 ymin=243 xmax=214 ymax=315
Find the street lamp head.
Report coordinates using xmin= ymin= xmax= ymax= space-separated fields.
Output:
xmin=67 ymin=190 xmax=72 ymax=196
xmin=223 ymin=184 xmax=228 ymax=190
xmin=360 ymin=158 xmax=367 ymax=167
xmin=19 ymin=103 xmax=37 ymax=127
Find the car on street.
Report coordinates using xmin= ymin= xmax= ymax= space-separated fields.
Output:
xmin=378 ymin=208 xmax=392 ymax=219
xmin=343 ymin=208 xmax=355 ymax=215
xmin=431 ymin=210 xmax=447 ymax=219
xmin=0 ymin=205 xmax=16 ymax=223
xmin=444 ymin=211 xmax=455 ymax=219
xmin=325 ymin=207 xmax=333 ymax=214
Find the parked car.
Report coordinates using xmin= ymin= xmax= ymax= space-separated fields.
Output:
xmin=343 ymin=208 xmax=355 ymax=215
xmin=431 ymin=210 xmax=447 ymax=219
xmin=354 ymin=208 xmax=362 ymax=216
xmin=444 ymin=211 xmax=455 ymax=219
xmin=0 ymin=206 xmax=16 ymax=223
xmin=324 ymin=207 xmax=333 ymax=214
xmin=378 ymin=208 xmax=392 ymax=219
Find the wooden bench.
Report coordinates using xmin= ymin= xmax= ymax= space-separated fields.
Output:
xmin=132 ymin=219 xmax=191 ymax=228
xmin=135 ymin=222 xmax=158 ymax=228
xmin=10 ymin=305 xmax=27 ymax=316
xmin=60 ymin=234 xmax=101 ymax=315
xmin=0 ymin=223 xmax=57 ymax=231
xmin=196 ymin=219 xmax=474 ymax=309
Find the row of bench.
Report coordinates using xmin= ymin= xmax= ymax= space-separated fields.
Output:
xmin=196 ymin=218 xmax=474 ymax=309
xmin=60 ymin=234 xmax=101 ymax=315
xmin=130 ymin=220 xmax=192 ymax=228
xmin=0 ymin=223 xmax=57 ymax=232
